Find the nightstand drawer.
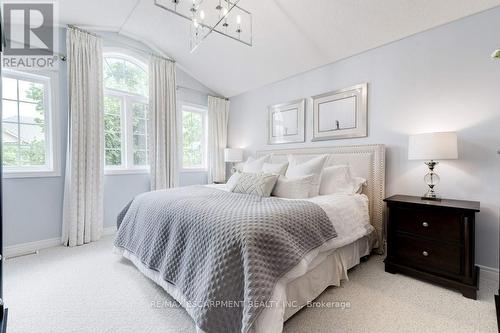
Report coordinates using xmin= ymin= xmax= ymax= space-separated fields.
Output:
xmin=394 ymin=234 xmax=461 ymax=275
xmin=393 ymin=207 xmax=461 ymax=242
xmin=385 ymin=195 xmax=480 ymax=299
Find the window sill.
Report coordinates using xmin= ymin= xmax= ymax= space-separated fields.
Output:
xmin=3 ymin=170 xmax=61 ymax=179
xmin=105 ymin=168 xmax=149 ymax=176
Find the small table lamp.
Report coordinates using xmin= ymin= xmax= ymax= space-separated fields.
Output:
xmin=224 ymin=148 xmax=243 ymax=174
xmin=408 ymin=132 xmax=458 ymax=200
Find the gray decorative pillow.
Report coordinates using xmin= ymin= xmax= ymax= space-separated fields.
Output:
xmin=231 ymin=172 xmax=279 ymax=197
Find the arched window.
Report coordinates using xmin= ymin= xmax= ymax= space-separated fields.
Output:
xmin=103 ymin=53 xmax=149 ymax=172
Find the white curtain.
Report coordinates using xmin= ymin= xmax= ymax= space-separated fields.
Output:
xmin=62 ymin=27 xmax=104 ymax=247
xmin=207 ymin=96 xmax=230 ymax=183
xmin=149 ymin=55 xmax=178 ymax=190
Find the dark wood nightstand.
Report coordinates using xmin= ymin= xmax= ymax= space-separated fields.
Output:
xmin=384 ymin=195 xmax=480 ymax=299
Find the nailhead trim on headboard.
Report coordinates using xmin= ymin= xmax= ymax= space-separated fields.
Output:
xmin=256 ymin=144 xmax=386 ymax=254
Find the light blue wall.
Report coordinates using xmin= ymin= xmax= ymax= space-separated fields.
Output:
xmin=228 ymin=8 xmax=500 ymax=269
xmin=3 ymin=29 xmax=215 ymax=246
xmin=3 ymin=28 xmax=69 ymax=246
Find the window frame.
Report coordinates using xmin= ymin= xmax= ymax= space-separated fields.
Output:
xmin=180 ymin=102 xmax=208 ymax=173
xmin=103 ymin=51 xmax=149 ymax=176
xmin=2 ymin=69 xmax=60 ymax=178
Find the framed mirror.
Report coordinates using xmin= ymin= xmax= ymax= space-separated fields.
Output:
xmin=268 ymin=99 xmax=305 ymax=144
xmin=312 ymin=83 xmax=368 ymax=141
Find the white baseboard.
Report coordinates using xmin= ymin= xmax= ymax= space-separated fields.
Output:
xmin=478 ymin=265 xmax=499 ymax=284
xmin=5 ymin=227 xmax=117 ymax=259
xmin=5 ymin=237 xmax=61 ymax=259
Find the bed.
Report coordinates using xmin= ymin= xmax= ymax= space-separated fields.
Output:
xmin=114 ymin=144 xmax=385 ymax=333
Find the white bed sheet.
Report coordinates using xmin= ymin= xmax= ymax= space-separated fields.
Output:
xmin=121 ymin=185 xmax=374 ymax=333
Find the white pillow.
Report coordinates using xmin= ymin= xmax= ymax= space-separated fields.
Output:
xmin=231 ymin=172 xmax=279 ymax=197
xmin=319 ymin=165 xmax=352 ymax=195
xmin=353 ymin=176 xmax=367 ymax=194
xmin=272 ymin=175 xmax=315 ymax=199
xmin=262 ymin=162 xmax=289 ymax=176
xmin=226 ymin=172 xmax=241 ymax=191
xmin=243 ymin=155 xmax=271 ymax=173
xmin=319 ymin=165 xmax=367 ymax=195
xmin=286 ymin=155 xmax=328 ymax=196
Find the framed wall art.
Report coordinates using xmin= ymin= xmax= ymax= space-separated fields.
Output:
xmin=312 ymin=83 xmax=368 ymax=141
xmin=267 ymin=99 xmax=305 ymax=144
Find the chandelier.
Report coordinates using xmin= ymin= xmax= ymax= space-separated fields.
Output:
xmin=155 ymin=0 xmax=252 ymax=52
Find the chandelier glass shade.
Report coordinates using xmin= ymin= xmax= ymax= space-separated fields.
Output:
xmin=155 ymin=0 xmax=252 ymax=52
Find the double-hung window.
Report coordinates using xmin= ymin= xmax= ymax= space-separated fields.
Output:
xmin=103 ymin=53 xmax=149 ymax=173
xmin=181 ymin=104 xmax=207 ymax=171
xmin=2 ymin=70 xmax=58 ymax=177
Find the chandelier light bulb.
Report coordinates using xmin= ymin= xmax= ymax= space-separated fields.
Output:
xmin=200 ymin=10 xmax=205 ymax=20
xmin=223 ymin=7 xmax=228 ymax=16
xmin=236 ymin=15 xmax=241 ymax=24
xmin=193 ymin=18 xmax=199 ymax=28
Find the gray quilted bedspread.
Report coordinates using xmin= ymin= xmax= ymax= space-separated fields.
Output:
xmin=114 ymin=186 xmax=337 ymax=333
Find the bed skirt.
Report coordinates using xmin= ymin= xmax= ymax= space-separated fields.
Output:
xmin=115 ymin=233 xmax=373 ymax=333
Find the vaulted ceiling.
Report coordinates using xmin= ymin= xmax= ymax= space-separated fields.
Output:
xmin=59 ymin=0 xmax=500 ymax=97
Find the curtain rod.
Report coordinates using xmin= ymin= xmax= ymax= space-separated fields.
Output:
xmin=67 ymin=24 xmax=99 ymax=37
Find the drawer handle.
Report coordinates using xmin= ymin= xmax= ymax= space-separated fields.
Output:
xmin=422 ymin=251 xmax=429 ymax=257
xmin=422 ymin=222 xmax=429 ymax=227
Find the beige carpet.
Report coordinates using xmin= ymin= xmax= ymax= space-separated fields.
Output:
xmin=4 ymin=235 xmax=497 ymax=333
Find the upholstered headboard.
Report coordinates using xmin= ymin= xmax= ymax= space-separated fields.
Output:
xmin=256 ymin=144 xmax=386 ymax=254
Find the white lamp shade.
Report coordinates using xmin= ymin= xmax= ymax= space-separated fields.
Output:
xmin=408 ymin=132 xmax=458 ymax=160
xmin=224 ymin=148 xmax=243 ymax=163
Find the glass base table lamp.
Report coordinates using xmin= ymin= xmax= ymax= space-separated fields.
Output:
xmin=224 ymin=148 xmax=243 ymax=174
xmin=408 ymin=132 xmax=458 ymax=201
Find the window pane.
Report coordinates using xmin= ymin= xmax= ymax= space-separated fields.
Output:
xmin=182 ymin=110 xmax=205 ymax=169
xmin=2 ymin=73 xmax=51 ymax=170
xmin=104 ymin=95 xmax=121 ymax=116
xmin=133 ymin=150 xmax=147 ymax=166
xmin=105 ymin=149 xmax=122 ymax=166
xmin=2 ymin=77 xmax=18 ymax=100
xmin=19 ymin=80 xmax=44 ymax=104
xmin=133 ymin=118 xmax=146 ymax=135
xmin=104 ymin=57 xmax=148 ymax=96
xmin=19 ymin=123 xmax=46 ymax=166
xmin=132 ymin=101 xmax=149 ymax=167
xmin=3 ymin=100 xmax=18 ymax=122
xmin=2 ymin=122 xmax=19 ymax=166
xmin=104 ymin=114 xmax=121 ymax=132
xmin=104 ymin=95 xmax=122 ymax=167
xmin=133 ymin=134 xmax=147 ymax=150
xmin=125 ymin=61 xmax=148 ymax=96
xmin=132 ymin=102 xmax=148 ymax=119
xmin=20 ymin=102 xmax=44 ymax=124
xmin=105 ymin=132 xmax=121 ymax=149
xmin=103 ymin=55 xmax=150 ymax=170
xmin=3 ymin=142 xmax=19 ymax=166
